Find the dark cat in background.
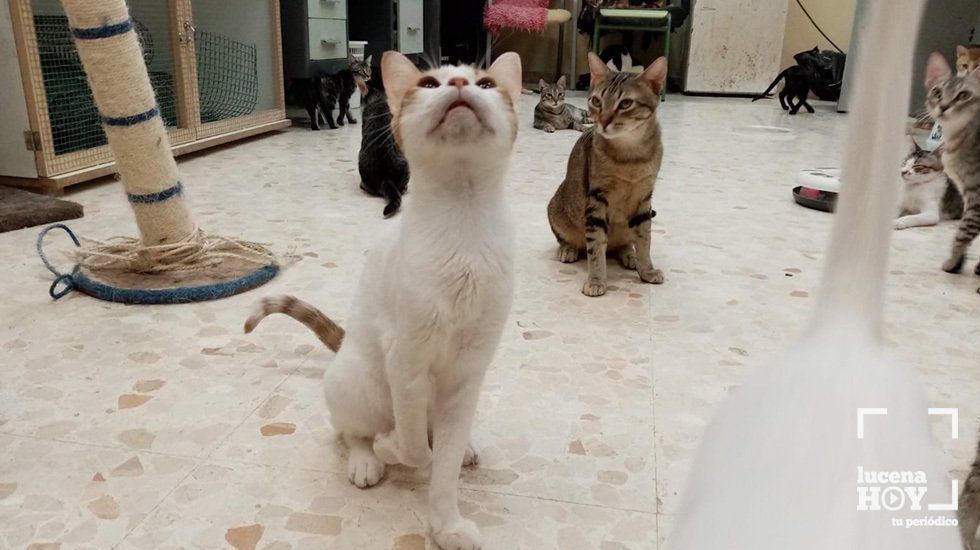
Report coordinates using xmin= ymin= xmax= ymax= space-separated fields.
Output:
xmin=294 ymin=53 xmax=372 ymax=130
xmin=357 ymin=78 xmax=408 ymax=217
xmin=752 ymin=46 xmax=831 ymax=114
xmin=752 ymin=65 xmax=814 ymax=114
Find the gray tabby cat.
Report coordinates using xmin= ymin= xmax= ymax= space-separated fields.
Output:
xmin=923 ymin=53 xmax=980 ymax=274
xmin=547 ymin=53 xmax=667 ymax=296
xmin=894 ymin=137 xmax=963 ymax=229
xmin=534 ymin=76 xmax=591 ymax=133
xmin=961 ymin=436 xmax=980 ymax=550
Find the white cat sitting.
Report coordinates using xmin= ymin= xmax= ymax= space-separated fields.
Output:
xmin=245 ymin=51 xmax=523 ymax=550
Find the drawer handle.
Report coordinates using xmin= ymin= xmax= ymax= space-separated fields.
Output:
xmin=406 ymin=26 xmax=421 ymax=32
xmin=320 ymin=38 xmax=339 ymax=46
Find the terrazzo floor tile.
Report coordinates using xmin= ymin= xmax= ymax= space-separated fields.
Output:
xmin=1 ymin=94 xmax=978 ymax=548
xmin=0 ymin=435 xmax=198 ymax=549
xmin=120 ymin=461 xmax=656 ymax=550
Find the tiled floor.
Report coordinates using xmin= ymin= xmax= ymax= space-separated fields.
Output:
xmin=1 ymin=94 xmax=978 ymax=549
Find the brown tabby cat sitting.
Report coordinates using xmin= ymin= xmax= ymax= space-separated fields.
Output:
xmin=547 ymin=52 xmax=667 ymax=297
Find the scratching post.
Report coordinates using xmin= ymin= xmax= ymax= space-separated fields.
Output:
xmin=36 ymin=0 xmax=278 ymax=303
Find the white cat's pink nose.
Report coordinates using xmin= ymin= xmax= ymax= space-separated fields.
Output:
xmin=448 ymin=77 xmax=469 ymax=88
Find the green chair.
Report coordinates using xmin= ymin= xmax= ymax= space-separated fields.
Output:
xmin=591 ymin=8 xmax=671 ymax=101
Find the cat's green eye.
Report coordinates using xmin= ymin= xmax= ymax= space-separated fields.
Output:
xmin=589 ymin=96 xmax=601 ymax=107
xmin=957 ymin=91 xmax=972 ymax=101
xmin=931 ymin=87 xmax=942 ymax=98
xmin=476 ymin=77 xmax=496 ymax=89
xmin=418 ymin=76 xmax=440 ymax=89
xmin=618 ymin=99 xmax=634 ymax=110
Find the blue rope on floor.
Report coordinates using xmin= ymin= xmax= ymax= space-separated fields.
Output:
xmin=35 ymin=224 xmax=80 ymax=300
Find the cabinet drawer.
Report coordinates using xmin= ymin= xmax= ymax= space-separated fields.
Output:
xmin=398 ymin=0 xmax=423 ymax=54
xmin=308 ymin=0 xmax=347 ymax=20
xmin=308 ymin=18 xmax=348 ymax=60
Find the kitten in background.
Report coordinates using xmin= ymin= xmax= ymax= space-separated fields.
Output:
xmin=894 ymin=137 xmax=963 ymax=229
xmin=923 ymin=53 xmax=980 ymax=274
xmin=533 ymin=76 xmax=591 ymax=133
xmin=957 ymin=45 xmax=980 ymax=76
xmin=548 ymin=52 xmax=667 ymax=296
xmin=918 ymin=45 xmax=979 ymax=138
xmin=357 ymin=78 xmax=409 ymax=217
xmin=246 ymin=51 xmax=524 ymax=550
xmin=320 ymin=53 xmax=373 ymax=129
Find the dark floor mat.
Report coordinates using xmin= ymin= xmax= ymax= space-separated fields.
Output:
xmin=0 ymin=186 xmax=83 ymax=233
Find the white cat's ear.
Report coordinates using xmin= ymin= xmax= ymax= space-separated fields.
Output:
xmin=925 ymin=52 xmax=951 ymax=89
xmin=487 ymin=52 xmax=523 ymax=105
xmin=641 ymin=56 xmax=668 ymax=95
xmin=588 ymin=52 xmax=609 ymax=86
xmin=382 ymin=51 xmax=421 ymax=117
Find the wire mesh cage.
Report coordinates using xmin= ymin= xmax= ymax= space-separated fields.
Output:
xmin=30 ymin=0 xmax=179 ymax=157
xmin=195 ymin=31 xmax=258 ymax=124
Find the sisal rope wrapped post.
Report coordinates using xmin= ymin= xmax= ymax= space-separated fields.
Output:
xmin=34 ymin=0 xmax=278 ymax=303
xmin=63 ymin=0 xmax=193 ymax=250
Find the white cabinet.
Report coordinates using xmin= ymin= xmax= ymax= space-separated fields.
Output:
xmin=397 ymin=0 xmax=424 ymax=54
xmin=683 ymin=0 xmax=788 ymax=95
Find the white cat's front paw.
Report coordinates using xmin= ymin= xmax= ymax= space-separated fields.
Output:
xmin=347 ymin=451 xmax=385 ymax=488
xmin=373 ymin=431 xmax=431 ymax=468
xmin=433 ymin=518 xmax=483 ymax=550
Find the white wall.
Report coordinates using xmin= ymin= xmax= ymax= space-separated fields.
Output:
xmin=0 ymin=0 xmax=39 ymax=178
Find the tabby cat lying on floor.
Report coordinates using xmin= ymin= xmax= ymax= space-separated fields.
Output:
xmin=547 ymin=52 xmax=667 ymax=296
xmin=894 ymin=137 xmax=963 ymax=229
xmin=533 ymin=76 xmax=591 ymax=133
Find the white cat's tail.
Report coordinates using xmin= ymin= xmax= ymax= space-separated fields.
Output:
xmin=244 ymin=295 xmax=345 ymax=352
xmin=668 ymin=1 xmax=961 ymax=549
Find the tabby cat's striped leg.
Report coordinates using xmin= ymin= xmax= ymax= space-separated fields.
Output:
xmin=959 ymin=445 xmax=980 ymax=550
xmin=943 ymin=199 xmax=980 ymax=273
xmin=629 ymin=197 xmax=664 ymax=285
xmin=583 ymin=189 xmax=610 ymax=297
